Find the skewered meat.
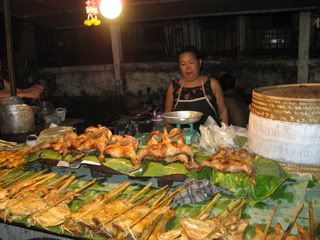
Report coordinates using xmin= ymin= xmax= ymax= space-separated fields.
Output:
xmin=128 ymin=206 xmax=171 ymax=239
xmin=93 ymin=199 xmax=132 ymax=227
xmin=252 ymin=224 xmax=318 ymax=240
xmin=0 ymin=146 xmax=33 ymax=168
xmin=158 ymin=229 xmax=189 ymax=240
xmin=8 ymin=175 xmax=76 ymax=219
xmin=70 ymin=181 xmax=131 ymax=231
xmin=180 ymin=215 xmax=249 ymax=240
xmin=149 ymin=208 xmax=175 ymax=240
xmin=0 ymin=172 xmax=48 ymax=200
xmin=28 ymin=179 xmax=95 ymax=228
xmin=109 ymin=205 xmax=150 ymax=236
xmin=0 ymin=173 xmax=57 ymax=212
xmin=138 ymin=128 xmax=199 ymax=170
xmin=200 ymin=147 xmax=255 ymax=184
xmin=31 ymin=202 xmax=71 ymax=227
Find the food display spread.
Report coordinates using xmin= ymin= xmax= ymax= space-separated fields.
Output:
xmin=0 ymin=124 xmax=319 ymax=240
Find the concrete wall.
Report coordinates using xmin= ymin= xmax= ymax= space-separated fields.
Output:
xmin=39 ymin=58 xmax=320 ymax=121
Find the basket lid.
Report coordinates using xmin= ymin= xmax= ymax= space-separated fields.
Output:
xmin=251 ymin=83 xmax=320 ymax=124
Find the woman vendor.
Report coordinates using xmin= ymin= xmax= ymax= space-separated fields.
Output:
xmin=165 ymin=46 xmax=228 ymax=127
xmin=0 ymin=60 xmax=43 ymax=99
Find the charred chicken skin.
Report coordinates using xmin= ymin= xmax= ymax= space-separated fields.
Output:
xmin=104 ymin=135 xmax=140 ymax=171
xmin=200 ymin=147 xmax=255 ymax=184
xmin=137 ymin=128 xmax=199 ymax=170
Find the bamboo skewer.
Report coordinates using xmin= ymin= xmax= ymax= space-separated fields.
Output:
xmin=309 ymin=202 xmax=315 ymax=240
xmin=1 ymin=171 xmax=30 ymax=187
xmin=102 ymin=185 xmax=169 ymax=226
xmin=128 ymin=186 xmax=183 ymax=230
xmin=4 ymin=173 xmax=66 ymax=209
xmin=263 ymin=203 xmax=278 ymax=240
xmin=198 ymin=193 xmax=221 ymax=220
xmin=6 ymin=172 xmax=57 ymax=199
xmin=129 ymin=182 xmax=153 ymax=203
xmin=77 ymin=181 xmax=131 ymax=219
xmin=0 ymin=169 xmax=16 ymax=180
xmin=142 ymin=211 xmax=167 ymax=240
xmin=151 ymin=191 xmax=167 ymax=208
xmin=31 ymin=178 xmax=96 ymax=219
xmin=220 ymin=199 xmax=246 ymax=218
xmin=280 ymin=203 xmax=304 ymax=240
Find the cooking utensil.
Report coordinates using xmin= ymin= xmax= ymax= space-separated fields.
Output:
xmin=162 ymin=111 xmax=203 ymax=125
xmin=0 ymin=98 xmax=35 ymax=134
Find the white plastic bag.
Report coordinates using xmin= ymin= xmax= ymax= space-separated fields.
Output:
xmin=197 ymin=116 xmax=247 ymax=153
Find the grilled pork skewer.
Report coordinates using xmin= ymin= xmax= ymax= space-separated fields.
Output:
xmin=0 ymin=172 xmax=57 ymax=215
xmin=8 ymin=175 xmax=76 ymax=219
xmin=158 ymin=193 xmax=221 ymax=240
xmin=98 ymin=185 xmax=168 ymax=238
xmin=71 ymin=181 xmax=132 ymax=228
xmin=28 ymin=178 xmax=96 ymax=227
xmin=0 ymin=170 xmax=48 ymax=200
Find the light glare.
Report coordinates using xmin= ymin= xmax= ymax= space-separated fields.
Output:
xmin=99 ymin=0 xmax=123 ymax=20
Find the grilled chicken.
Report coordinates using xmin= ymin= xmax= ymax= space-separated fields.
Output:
xmin=104 ymin=135 xmax=140 ymax=170
xmin=138 ymin=128 xmax=199 ymax=170
xmin=200 ymin=147 xmax=255 ymax=184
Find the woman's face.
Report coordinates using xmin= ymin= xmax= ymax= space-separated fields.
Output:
xmin=179 ymin=52 xmax=201 ymax=81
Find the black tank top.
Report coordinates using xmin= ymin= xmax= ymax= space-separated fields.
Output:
xmin=172 ymin=78 xmax=221 ymax=127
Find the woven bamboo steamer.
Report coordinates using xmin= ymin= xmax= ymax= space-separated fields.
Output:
xmin=251 ymin=83 xmax=320 ymax=124
xmin=249 ymin=83 xmax=320 ymax=177
xmin=279 ymin=162 xmax=320 ymax=180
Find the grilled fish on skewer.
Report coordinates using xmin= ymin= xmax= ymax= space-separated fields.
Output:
xmin=0 ymin=171 xmax=48 ymax=200
xmin=0 ymin=173 xmax=57 ymax=213
xmin=98 ymin=185 xmax=168 ymax=238
xmin=127 ymin=206 xmax=172 ymax=240
xmin=71 ymin=181 xmax=131 ymax=229
xmin=29 ymin=179 xmax=96 ymax=227
xmin=8 ymin=175 xmax=76 ymax=219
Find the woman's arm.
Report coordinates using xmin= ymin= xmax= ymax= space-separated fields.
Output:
xmin=0 ymin=80 xmax=43 ymax=99
xmin=210 ymin=78 xmax=229 ymax=125
xmin=164 ymin=81 xmax=174 ymax=112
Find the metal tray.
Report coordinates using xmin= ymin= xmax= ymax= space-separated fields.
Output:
xmin=162 ymin=111 xmax=203 ymax=124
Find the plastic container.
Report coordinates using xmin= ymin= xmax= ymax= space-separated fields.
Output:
xmin=55 ymin=107 xmax=67 ymax=122
xmin=152 ymin=108 xmax=164 ymax=130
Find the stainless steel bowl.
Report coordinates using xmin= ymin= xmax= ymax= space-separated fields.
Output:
xmin=162 ymin=111 xmax=203 ymax=124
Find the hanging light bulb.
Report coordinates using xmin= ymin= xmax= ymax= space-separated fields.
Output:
xmin=99 ymin=0 xmax=123 ymax=20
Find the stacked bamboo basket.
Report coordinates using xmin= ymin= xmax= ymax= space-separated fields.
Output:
xmin=248 ymin=83 xmax=320 ymax=177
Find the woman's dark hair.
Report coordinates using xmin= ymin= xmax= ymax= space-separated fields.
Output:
xmin=177 ymin=46 xmax=202 ymax=60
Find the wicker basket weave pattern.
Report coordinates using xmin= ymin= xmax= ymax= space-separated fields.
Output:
xmin=251 ymin=83 xmax=320 ymax=124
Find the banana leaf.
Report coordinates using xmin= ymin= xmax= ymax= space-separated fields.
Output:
xmin=212 ymin=156 xmax=288 ymax=204
xmin=30 ymin=149 xmax=212 ymax=179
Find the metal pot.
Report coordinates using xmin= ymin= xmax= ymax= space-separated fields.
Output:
xmin=0 ymin=96 xmax=24 ymax=106
xmin=0 ymin=102 xmax=35 ymax=134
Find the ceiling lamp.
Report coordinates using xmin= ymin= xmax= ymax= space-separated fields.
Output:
xmin=99 ymin=0 xmax=123 ymax=20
